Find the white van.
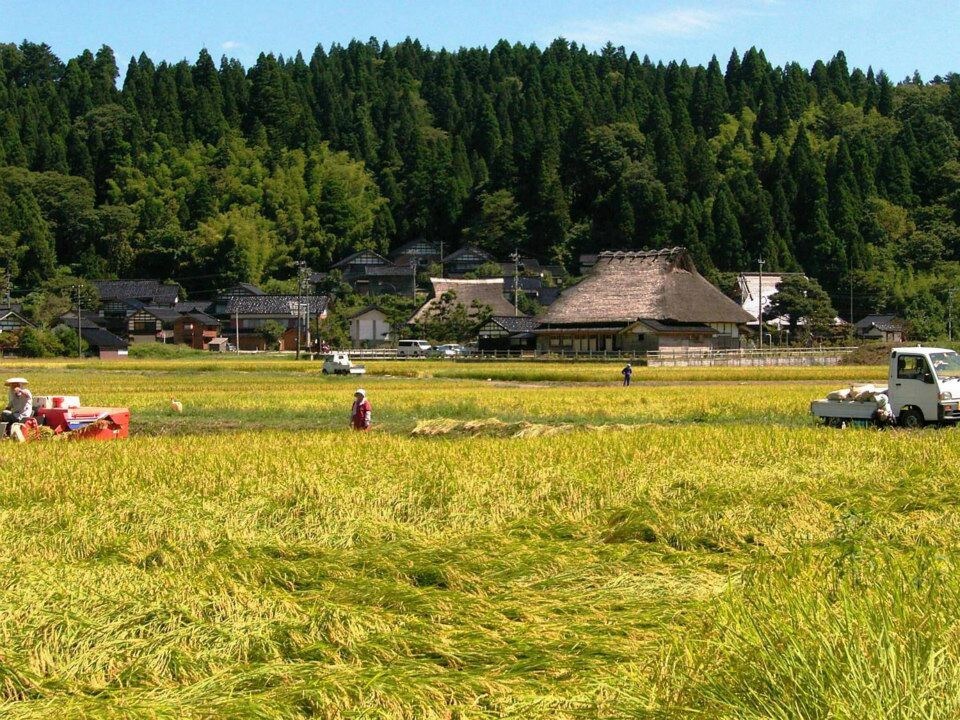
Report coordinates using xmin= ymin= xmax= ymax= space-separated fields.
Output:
xmin=398 ymin=339 xmax=432 ymax=357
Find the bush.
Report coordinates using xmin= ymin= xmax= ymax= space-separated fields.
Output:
xmin=18 ymin=327 xmax=65 ymax=357
xmin=128 ymin=343 xmax=206 ymax=359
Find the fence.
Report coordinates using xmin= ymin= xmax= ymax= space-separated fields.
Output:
xmin=336 ymin=346 xmax=858 ymax=365
xmin=645 ymin=346 xmax=858 ymax=367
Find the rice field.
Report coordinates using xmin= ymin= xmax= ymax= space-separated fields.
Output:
xmin=1 ymin=357 xmax=957 ymax=718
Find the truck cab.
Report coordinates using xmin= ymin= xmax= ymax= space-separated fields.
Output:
xmin=888 ymin=347 xmax=960 ymax=427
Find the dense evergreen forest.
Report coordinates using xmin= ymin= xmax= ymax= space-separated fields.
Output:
xmin=1 ymin=38 xmax=959 ymax=331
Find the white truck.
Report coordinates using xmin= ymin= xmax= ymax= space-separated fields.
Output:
xmin=321 ymin=352 xmax=366 ymax=375
xmin=811 ymin=346 xmax=960 ymax=428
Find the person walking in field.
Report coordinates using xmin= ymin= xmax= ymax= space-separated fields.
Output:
xmin=2 ymin=378 xmax=33 ymax=436
xmin=621 ymin=363 xmax=633 ymax=387
xmin=350 ymin=388 xmax=372 ymax=431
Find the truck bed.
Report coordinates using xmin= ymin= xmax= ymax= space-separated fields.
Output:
xmin=810 ymin=399 xmax=879 ymax=420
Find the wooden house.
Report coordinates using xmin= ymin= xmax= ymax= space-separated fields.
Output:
xmin=535 ymin=248 xmax=754 ymax=354
xmin=348 ymin=306 xmax=392 ymax=347
xmin=173 ymin=312 xmax=221 ymax=349
xmin=441 ymin=245 xmax=495 ymax=277
xmin=221 ymin=294 xmax=329 ymax=351
xmin=127 ymin=306 xmax=181 ymax=343
xmin=56 ymin=316 xmax=128 ymax=359
xmin=855 ymin=314 xmax=905 ymax=343
xmin=0 ymin=305 xmax=32 ymax=335
xmin=389 ymin=238 xmax=442 ymax=267
xmin=477 ymin=316 xmax=539 ymax=352
xmin=93 ymin=279 xmax=180 ymax=335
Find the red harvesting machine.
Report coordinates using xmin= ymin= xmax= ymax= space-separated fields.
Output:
xmin=27 ymin=395 xmax=130 ymax=441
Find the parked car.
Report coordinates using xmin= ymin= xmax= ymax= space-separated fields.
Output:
xmin=432 ymin=344 xmax=462 ymax=358
xmin=397 ymin=339 xmax=432 ymax=357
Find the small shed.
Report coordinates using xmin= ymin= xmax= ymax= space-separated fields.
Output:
xmin=207 ymin=337 xmax=229 ymax=352
xmin=348 ymin=306 xmax=392 ymax=347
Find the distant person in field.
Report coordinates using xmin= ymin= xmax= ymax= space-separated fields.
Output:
xmin=621 ymin=363 xmax=633 ymax=387
xmin=350 ymin=388 xmax=372 ymax=431
xmin=3 ymin=377 xmax=33 ymax=436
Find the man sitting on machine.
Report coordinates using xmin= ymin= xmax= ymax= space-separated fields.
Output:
xmin=2 ymin=377 xmax=33 ymax=437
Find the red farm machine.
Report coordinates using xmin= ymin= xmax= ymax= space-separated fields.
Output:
xmin=4 ymin=395 xmax=130 ymax=442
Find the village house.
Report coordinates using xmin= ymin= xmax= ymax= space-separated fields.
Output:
xmin=409 ymin=277 xmax=522 ymax=327
xmin=173 ymin=311 xmax=221 ymax=349
xmin=855 ymin=314 xmax=906 ymax=343
xmin=477 ymin=316 xmax=539 ymax=353
xmin=92 ymin=279 xmax=181 ymax=335
xmin=57 ymin=316 xmax=129 ymax=360
xmin=441 ymin=245 xmax=495 ymax=277
xmin=348 ymin=306 xmax=393 ymax=347
xmin=0 ymin=304 xmax=32 ymax=335
xmin=535 ymin=248 xmax=754 ymax=354
xmin=221 ymin=294 xmax=329 ymax=351
xmin=127 ymin=306 xmax=181 ymax=343
xmin=389 ymin=238 xmax=442 ymax=268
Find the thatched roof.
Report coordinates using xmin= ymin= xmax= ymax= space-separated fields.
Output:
xmin=409 ymin=278 xmax=520 ymax=323
xmin=540 ymin=248 xmax=754 ymax=326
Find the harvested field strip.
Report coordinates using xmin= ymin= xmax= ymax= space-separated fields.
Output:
xmin=411 ymin=417 xmax=634 ymax=438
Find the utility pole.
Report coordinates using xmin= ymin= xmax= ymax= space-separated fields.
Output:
xmin=234 ymin=305 xmax=240 ymax=355
xmin=510 ymin=249 xmax=521 ymax=317
xmin=438 ymin=239 xmax=444 ymax=279
xmin=757 ymin=257 xmax=765 ymax=351
xmin=74 ymin=284 xmax=82 ymax=359
xmin=410 ymin=258 xmax=419 ymax=302
xmin=295 ymin=260 xmax=307 ymax=360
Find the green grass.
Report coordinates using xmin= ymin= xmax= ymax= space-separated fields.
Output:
xmin=0 ymin=359 xmax=954 ymax=718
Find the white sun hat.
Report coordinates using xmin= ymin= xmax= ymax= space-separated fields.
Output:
xmin=4 ymin=377 xmax=28 ymax=386
xmin=355 ymin=388 xmax=366 ymax=397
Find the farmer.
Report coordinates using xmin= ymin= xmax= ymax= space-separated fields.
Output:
xmin=3 ymin=377 xmax=33 ymax=436
xmin=621 ymin=363 xmax=633 ymax=387
xmin=350 ymin=388 xmax=372 ymax=431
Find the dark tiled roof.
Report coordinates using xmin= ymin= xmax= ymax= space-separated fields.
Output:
xmin=346 ymin=305 xmax=388 ymax=320
xmin=331 ymin=250 xmax=390 ymax=269
xmin=855 ymin=314 xmax=903 ymax=332
xmin=58 ymin=314 xmax=105 ymax=330
xmin=93 ymin=280 xmax=179 ymax=306
xmin=442 ymin=244 xmax=494 ymax=263
xmin=138 ymin=306 xmax=182 ymax=323
xmin=487 ymin=315 xmax=540 ymax=333
xmin=540 ymin=249 xmax=754 ymax=326
xmin=224 ymin=283 xmax=265 ymax=296
xmin=389 ymin=238 xmax=441 ymax=258
xmin=410 ymin=278 xmax=521 ymax=323
xmin=224 ymin=295 xmax=330 ymax=316
xmin=175 ymin=301 xmax=215 ymax=314
xmin=81 ymin=327 xmax=129 ymax=350
xmin=180 ymin=312 xmax=221 ymax=326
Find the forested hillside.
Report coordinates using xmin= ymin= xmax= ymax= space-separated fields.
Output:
xmin=1 ymin=39 xmax=959 ymax=329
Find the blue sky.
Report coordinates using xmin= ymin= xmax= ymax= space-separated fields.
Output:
xmin=2 ymin=0 xmax=956 ymax=81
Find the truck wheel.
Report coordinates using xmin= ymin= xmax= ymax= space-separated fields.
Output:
xmin=322 ymin=368 xmax=329 ymax=375
xmin=899 ymin=409 xmax=925 ymax=429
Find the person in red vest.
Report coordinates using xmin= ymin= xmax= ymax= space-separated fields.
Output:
xmin=350 ymin=388 xmax=372 ymax=431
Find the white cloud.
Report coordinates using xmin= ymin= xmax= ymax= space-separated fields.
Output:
xmin=221 ymin=40 xmax=242 ymax=51
xmin=561 ymin=8 xmax=722 ymax=45
xmin=554 ymin=2 xmax=782 ymax=47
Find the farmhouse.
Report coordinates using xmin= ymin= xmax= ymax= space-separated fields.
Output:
xmin=535 ymin=248 xmax=753 ymax=354
xmin=348 ymin=306 xmax=392 ymax=347
xmin=389 ymin=238 xmax=442 ymax=267
xmin=409 ymin=277 xmax=521 ymax=325
xmin=855 ymin=314 xmax=905 ymax=343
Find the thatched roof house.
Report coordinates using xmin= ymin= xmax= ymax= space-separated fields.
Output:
xmin=536 ymin=248 xmax=754 ymax=354
xmin=409 ymin=278 xmax=521 ymax=325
